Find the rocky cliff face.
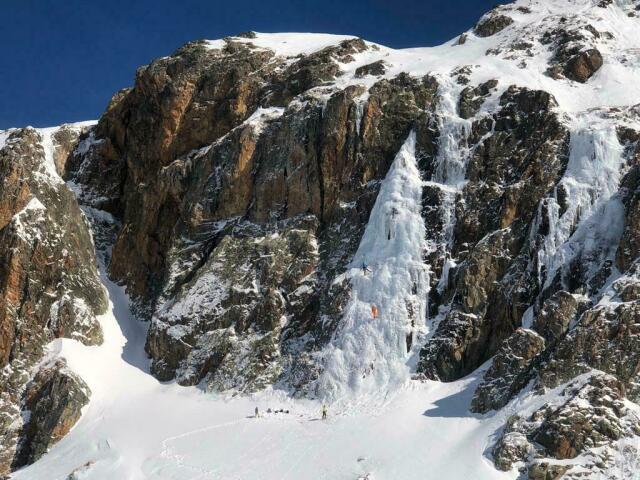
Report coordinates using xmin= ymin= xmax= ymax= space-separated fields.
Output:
xmin=0 ymin=126 xmax=107 ymax=476
xmin=70 ymin=37 xmax=439 ymax=394
xmin=3 ymin=0 xmax=640 ymax=477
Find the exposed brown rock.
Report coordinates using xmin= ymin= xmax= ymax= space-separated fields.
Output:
xmin=563 ymin=48 xmax=603 ymax=83
xmin=51 ymin=125 xmax=90 ymax=175
xmin=13 ymin=360 xmax=90 ymax=468
xmin=0 ymin=128 xmax=106 ymax=476
xmin=456 ymin=86 xmax=568 ymax=249
xmin=475 ymin=13 xmax=514 ymax=37
xmin=542 ymin=24 xmax=604 ymax=82
xmin=84 ymin=39 xmax=439 ymax=391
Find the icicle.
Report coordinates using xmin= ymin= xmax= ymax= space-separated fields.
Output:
xmin=423 ymin=77 xmax=473 ymax=313
xmin=355 ymin=100 xmax=365 ymax=137
xmin=534 ymin=120 xmax=626 ymax=290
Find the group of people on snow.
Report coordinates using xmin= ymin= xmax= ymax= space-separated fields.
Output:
xmin=253 ymin=404 xmax=329 ymax=420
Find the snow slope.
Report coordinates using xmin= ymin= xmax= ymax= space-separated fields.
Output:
xmin=206 ymin=32 xmax=356 ymax=57
xmin=11 ymin=262 xmax=514 ymax=479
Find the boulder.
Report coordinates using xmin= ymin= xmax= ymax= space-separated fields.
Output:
xmin=563 ymin=48 xmax=603 ymax=83
xmin=475 ymin=14 xmax=514 ymax=37
xmin=13 ymin=360 xmax=90 ymax=468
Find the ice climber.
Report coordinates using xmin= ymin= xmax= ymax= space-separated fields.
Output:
xmin=361 ymin=261 xmax=372 ymax=275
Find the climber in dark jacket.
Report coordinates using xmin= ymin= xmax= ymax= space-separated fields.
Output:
xmin=361 ymin=261 xmax=372 ymax=275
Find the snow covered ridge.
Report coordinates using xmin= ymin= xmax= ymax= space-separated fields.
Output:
xmin=204 ymin=0 xmax=640 ymax=112
xmin=205 ymin=32 xmax=358 ymax=57
xmin=5 ymin=0 xmax=640 ymax=478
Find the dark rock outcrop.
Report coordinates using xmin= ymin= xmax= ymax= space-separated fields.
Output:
xmin=471 ymin=328 xmax=545 ymax=413
xmin=543 ymin=24 xmax=604 ymax=82
xmin=538 ymin=301 xmax=640 ymax=397
xmin=475 ymin=13 xmax=514 ymax=37
xmin=533 ymin=375 xmax=628 ymax=460
xmin=13 ymin=360 xmax=90 ymax=468
xmin=493 ymin=374 xmax=638 ymax=472
xmin=617 ymin=162 xmax=640 ymax=273
xmin=458 ymin=79 xmax=498 ymax=119
xmin=418 ymin=86 xmax=570 ymax=381
xmin=355 ymin=60 xmax=387 ymax=78
xmin=532 ymin=291 xmax=583 ymax=344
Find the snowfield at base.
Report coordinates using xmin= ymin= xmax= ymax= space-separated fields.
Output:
xmin=10 ymin=264 xmax=513 ymax=480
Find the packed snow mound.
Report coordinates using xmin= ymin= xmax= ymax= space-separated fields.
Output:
xmin=206 ymin=32 xmax=358 ymax=57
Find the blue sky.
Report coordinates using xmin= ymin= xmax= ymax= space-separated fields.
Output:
xmin=0 ymin=0 xmax=499 ymax=129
